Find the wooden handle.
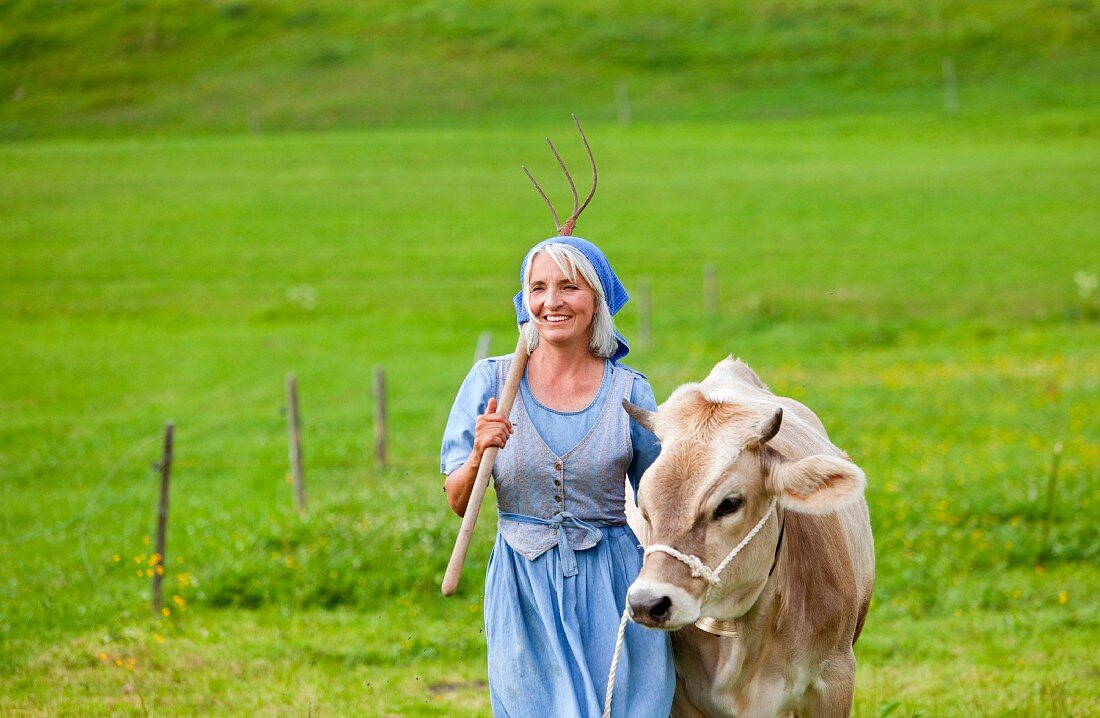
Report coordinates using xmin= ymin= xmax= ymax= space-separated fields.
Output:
xmin=441 ymin=335 xmax=529 ymax=596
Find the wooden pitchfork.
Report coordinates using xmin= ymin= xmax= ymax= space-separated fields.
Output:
xmin=441 ymin=115 xmax=598 ymax=596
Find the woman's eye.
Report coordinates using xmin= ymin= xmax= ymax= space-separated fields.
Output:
xmin=712 ymin=497 xmax=743 ymax=520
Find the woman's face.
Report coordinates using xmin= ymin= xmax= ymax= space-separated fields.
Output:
xmin=527 ymin=252 xmax=597 ymax=351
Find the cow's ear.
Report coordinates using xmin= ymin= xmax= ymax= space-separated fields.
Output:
xmin=770 ymin=455 xmax=865 ymax=515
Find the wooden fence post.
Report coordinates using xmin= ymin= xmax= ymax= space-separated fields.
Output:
xmin=704 ymin=263 xmax=718 ymax=316
xmin=616 ymin=81 xmax=632 ymax=125
xmin=286 ymin=374 xmax=307 ymax=515
xmin=475 ymin=331 xmax=492 ymax=363
xmin=152 ymin=421 xmax=173 ymax=614
xmin=1037 ymin=441 xmax=1064 ymax=565
xmin=942 ymin=57 xmax=958 ymax=114
xmin=374 ymin=366 xmax=387 ymax=468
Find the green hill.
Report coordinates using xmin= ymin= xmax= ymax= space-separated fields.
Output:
xmin=2 ymin=0 xmax=1098 ymax=139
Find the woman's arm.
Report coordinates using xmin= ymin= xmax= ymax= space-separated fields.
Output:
xmin=444 ymin=397 xmax=513 ymax=517
xmin=441 ymin=361 xmax=499 ymax=515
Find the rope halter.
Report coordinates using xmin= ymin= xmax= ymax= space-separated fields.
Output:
xmin=643 ymin=497 xmax=778 ymax=595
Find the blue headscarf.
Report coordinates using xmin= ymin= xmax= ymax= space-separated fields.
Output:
xmin=512 ymin=236 xmax=631 ymax=362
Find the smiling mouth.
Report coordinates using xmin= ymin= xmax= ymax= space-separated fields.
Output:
xmin=543 ymin=315 xmax=573 ymax=323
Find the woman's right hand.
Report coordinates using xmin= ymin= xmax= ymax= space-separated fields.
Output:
xmin=471 ymin=397 xmax=513 ymax=465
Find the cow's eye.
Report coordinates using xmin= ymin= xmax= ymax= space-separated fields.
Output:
xmin=712 ymin=497 xmax=743 ymax=520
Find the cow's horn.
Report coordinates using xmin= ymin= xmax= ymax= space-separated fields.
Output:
xmin=622 ymin=399 xmax=658 ymax=433
xmin=758 ymin=407 xmax=783 ymax=444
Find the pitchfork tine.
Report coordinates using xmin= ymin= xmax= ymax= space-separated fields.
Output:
xmin=572 ymin=114 xmax=598 ymax=217
xmin=546 ymin=137 xmax=579 ymax=215
xmin=522 ymin=165 xmax=561 ymax=230
xmin=523 ymin=116 xmax=598 ymax=236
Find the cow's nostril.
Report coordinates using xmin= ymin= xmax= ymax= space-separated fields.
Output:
xmin=631 ymin=594 xmax=672 ymax=624
xmin=650 ymin=596 xmax=672 ymax=620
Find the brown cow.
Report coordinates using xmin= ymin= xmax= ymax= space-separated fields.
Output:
xmin=623 ymin=357 xmax=874 ymax=718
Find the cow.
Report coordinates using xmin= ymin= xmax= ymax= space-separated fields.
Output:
xmin=622 ymin=356 xmax=874 ymax=718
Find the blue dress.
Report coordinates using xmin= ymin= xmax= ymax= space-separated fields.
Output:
xmin=441 ymin=357 xmax=675 ymax=717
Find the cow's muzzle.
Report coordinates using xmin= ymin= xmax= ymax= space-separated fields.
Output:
xmin=627 ymin=580 xmax=699 ymax=629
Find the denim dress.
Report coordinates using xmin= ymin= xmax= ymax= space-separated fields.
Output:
xmin=441 ymin=357 xmax=675 ymax=717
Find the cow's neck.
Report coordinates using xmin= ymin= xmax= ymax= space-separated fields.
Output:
xmin=702 ymin=568 xmax=779 ymax=637
xmin=694 ymin=575 xmax=768 ymax=637
xmin=670 ymin=575 xmax=783 ymax=706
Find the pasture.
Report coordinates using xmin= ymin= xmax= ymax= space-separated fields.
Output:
xmin=1 ymin=113 xmax=1097 ymax=715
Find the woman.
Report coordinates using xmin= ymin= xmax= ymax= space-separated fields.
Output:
xmin=441 ymin=236 xmax=675 ymax=717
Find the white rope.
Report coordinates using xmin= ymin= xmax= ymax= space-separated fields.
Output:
xmin=643 ymin=544 xmax=721 ymax=585
xmin=603 ymin=498 xmax=778 ymax=716
xmin=602 ymin=607 xmax=631 ymax=718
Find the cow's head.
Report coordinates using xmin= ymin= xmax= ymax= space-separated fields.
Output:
xmin=623 ymin=368 xmax=865 ymax=630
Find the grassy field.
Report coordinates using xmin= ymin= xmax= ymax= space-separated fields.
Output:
xmin=1 ymin=114 xmax=1097 ymax=715
xmin=1 ymin=0 xmax=1097 ymax=139
xmin=1 ymin=0 xmax=1099 ymax=715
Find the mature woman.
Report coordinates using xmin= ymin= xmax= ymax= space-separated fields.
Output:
xmin=441 ymin=236 xmax=675 ymax=717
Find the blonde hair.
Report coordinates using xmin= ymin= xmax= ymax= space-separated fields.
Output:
xmin=520 ymin=243 xmax=618 ymax=358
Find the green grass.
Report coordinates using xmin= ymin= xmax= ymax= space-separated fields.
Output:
xmin=1 ymin=1 xmax=1099 ymax=711
xmin=1 ymin=0 xmax=1097 ymax=139
xmin=1 ymin=113 xmax=1097 ymax=714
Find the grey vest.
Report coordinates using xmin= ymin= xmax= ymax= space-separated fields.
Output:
xmin=493 ymin=358 xmax=635 ymax=575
